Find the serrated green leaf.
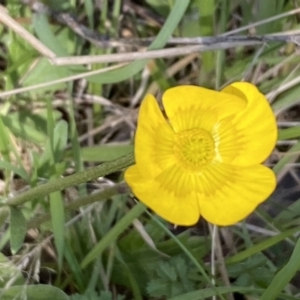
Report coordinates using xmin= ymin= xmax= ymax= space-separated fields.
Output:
xmin=169 ymin=286 xmax=299 ymax=300
xmin=9 ymin=207 xmax=27 ymax=254
xmin=147 ymin=256 xmax=197 ymax=298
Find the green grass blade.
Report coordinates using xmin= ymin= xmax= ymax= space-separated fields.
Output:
xmin=116 ymin=249 xmax=143 ymax=300
xmin=50 ymin=191 xmax=65 ymax=268
xmin=225 ymin=226 xmax=300 ymax=264
xmin=80 ymin=203 xmax=147 ymax=269
xmin=67 ymin=85 xmax=86 ymax=196
xmin=64 ymin=242 xmax=85 ymax=291
xmin=87 ymin=0 xmax=190 ymax=83
xmin=53 ymin=120 xmax=68 ymax=161
xmin=260 ymin=237 xmax=300 ymax=300
xmin=196 ymin=0 xmax=215 ymax=74
xmin=273 ymin=140 xmax=300 ymax=174
xmin=0 ymin=115 xmax=11 ymax=162
xmin=46 ymin=99 xmax=65 ymax=268
xmin=278 ymin=126 xmax=300 ymax=140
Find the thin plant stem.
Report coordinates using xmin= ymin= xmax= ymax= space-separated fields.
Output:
xmin=6 ymin=152 xmax=134 ymax=207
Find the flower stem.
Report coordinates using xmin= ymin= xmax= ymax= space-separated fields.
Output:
xmin=6 ymin=152 xmax=134 ymax=207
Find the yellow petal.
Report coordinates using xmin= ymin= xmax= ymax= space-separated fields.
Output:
xmin=134 ymin=94 xmax=176 ymax=177
xmin=214 ymin=82 xmax=277 ymax=165
xmin=124 ymin=164 xmax=200 ymax=226
xmin=162 ymin=85 xmax=246 ymax=133
xmin=198 ymin=162 xmax=276 ymax=226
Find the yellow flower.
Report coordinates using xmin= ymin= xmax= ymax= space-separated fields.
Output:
xmin=125 ymin=82 xmax=277 ymax=226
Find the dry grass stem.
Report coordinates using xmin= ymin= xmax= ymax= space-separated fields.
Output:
xmin=0 ymin=63 xmax=128 ymax=98
xmin=51 ymin=41 xmax=262 ymax=66
xmin=0 ymin=5 xmax=56 ymax=58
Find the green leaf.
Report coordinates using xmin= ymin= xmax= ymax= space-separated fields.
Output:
xmin=32 ymin=13 xmax=68 ymax=56
xmin=53 ymin=120 xmax=68 ymax=160
xmin=225 ymin=226 xmax=300 ymax=264
xmin=196 ymin=0 xmax=215 ymax=73
xmin=115 ymin=250 xmax=143 ymax=300
xmin=21 ymin=58 xmax=70 ymax=95
xmin=81 ymin=203 xmax=147 ymax=269
xmin=0 ymin=284 xmax=69 ymax=300
xmin=50 ymin=191 xmax=65 ymax=268
xmin=260 ymin=237 xmax=300 ymax=300
xmin=9 ymin=207 xmax=27 ymax=254
xmin=227 ymin=254 xmax=274 ymax=287
xmin=147 ymin=256 xmax=197 ymax=298
xmin=273 ymin=141 xmax=300 ymax=174
xmin=275 ymin=198 xmax=300 ymax=223
xmin=0 ymin=115 xmax=11 ymax=162
xmin=272 ymin=83 xmax=300 ymax=114
xmin=278 ymin=126 xmax=300 ymax=140
xmin=2 ymin=113 xmax=46 ymax=144
xmin=168 ymin=286 xmax=299 ymax=300
xmin=47 ymin=102 xmax=66 ymax=268
xmin=145 ymin=0 xmax=170 ymax=17
xmin=1 ymin=110 xmax=61 ymax=145
xmin=0 ymin=161 xmax=29 ymax=182
xmin=0 ymin=207 xmax=9 ymax=230
xmin=69 ymin=290 xmax=125 ymax=300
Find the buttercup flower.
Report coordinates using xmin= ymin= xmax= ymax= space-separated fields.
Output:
xmin=125 ymin=82 xmax=277 ymax=226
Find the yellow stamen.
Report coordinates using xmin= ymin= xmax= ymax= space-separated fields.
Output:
xmin=174 ymin=128 xmax=215 ymax=171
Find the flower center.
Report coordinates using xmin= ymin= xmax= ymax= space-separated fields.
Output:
xmin=174 ymin=128 xmax=215 ymax=171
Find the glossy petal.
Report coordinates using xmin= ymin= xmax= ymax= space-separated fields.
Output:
xmin=134 ymin=94 xmax=176 ymax=177
xmin=126 ymin=83 xmax=277 ymax=227
xmin=125 ymin=164 xmax=200 ymax=226
xmin=162 ymin=85 xmax=246 ymax=132
xmin=214 ymin=82 xmax=277 ymax=165
xmin=198 ymin=162 xmax=276 ymax=226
